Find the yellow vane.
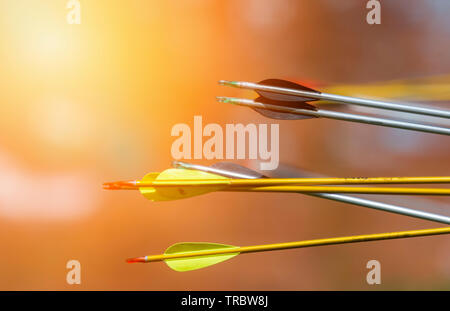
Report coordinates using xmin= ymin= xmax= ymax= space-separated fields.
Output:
xmin=139 ymin=169 xmax=229 ymax=201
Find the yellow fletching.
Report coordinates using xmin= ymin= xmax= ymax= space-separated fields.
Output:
xmin=164 ymin=242 xmax=240 ymax=272
xmin=139 ymin=168 xmax=229 ymax=201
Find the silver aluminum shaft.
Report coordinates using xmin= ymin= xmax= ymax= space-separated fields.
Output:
xmin=217 ymin=97 xmax=450 ymax=136
xmin=172 ymin=161 xmax=450 ymax=225
xmin=219 ymin=80 xmax=450 ymax=119
xmin=172 ymin=161 xmax=254 ymax=179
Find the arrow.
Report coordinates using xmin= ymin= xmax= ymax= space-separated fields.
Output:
xmin=105 ymin=174 xmax=450 ymax=188
xmin=126 ymin=227 xmax=450 ymax=271
xmin=216 ymin=96 xmax=450 ymax=136
xmin=172 ymin=161 xmax=450 ymax=224
xmin=103 ymin=168 xmax=450 ymax=201
xmin=219 ymin=79 xmax=450 ymax=119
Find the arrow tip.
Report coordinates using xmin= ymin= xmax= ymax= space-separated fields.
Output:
xmin=126 ymin=256 xmax=146 ymax=263
xmin=218 ymin=80 xmax=239 ymax=87
xmin=103 ymin=182 xmax=121 ymax=190
xmin=172 ymin=160 xmax=194 ymax=170
xmin=216 ymin=96 xmax=233 ymax=104
xmin=103 ymin=180 xmax=137 ymax=190
xmin=172 ymin=160 xmax=184 ymax=168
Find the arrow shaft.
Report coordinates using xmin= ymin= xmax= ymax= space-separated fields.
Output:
xmin=228 ymin=186 xmax=450 ymax=195
xmin=321 ymin=92 xmax=450 ymax=118
xmin=236 ymin=227 xmax=450 ymax=254
xmin=109 ymin=176 xmax=450 ymax=188
xmin=173 ymin=161 xmax=256 ymax=179
xmin=311 ymin=193 xmax=450 ymax=224
xmin=144 ymin=227 xmax=450 ymax=262
xmin=229 ymin=81 xmax=450 ymax=119
xmin=226 ymin=98 xmax=450 ymax=136
xmin=172 ymin=161 xmax=450 ymax=224
xmin=316 ymin=109 xmax=450 ymax=136
xmin=105 ymin=182 xmax=450 ymax=195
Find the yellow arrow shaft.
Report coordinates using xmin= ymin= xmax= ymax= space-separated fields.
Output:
xmin=145 ymin=227 xmax=450 ymax=262
xmin=227 ymin=185 xmax=450 ymax=195
xmin=133 ymin=176 xmax=450 ymax=187
xmin=108 ymin=184 xmax=450 ymax=195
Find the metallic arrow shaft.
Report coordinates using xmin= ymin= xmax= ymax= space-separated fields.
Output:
xmin=321 ymin=92 xmax=450 ymax=118
xmin=317 ymin=109 xmax=450 ymax=135
xmin=307 ymin=193 xmax=450 ymax=224
xmin=222 ymin=80 xmax=450 ymax=119
xmin=173 ymin=161 xmax=450 ymax=224
xmin=173 ymin=161 xmax=254 ymax=179
xmin=220 ymin=97 xmax=450 ymax=136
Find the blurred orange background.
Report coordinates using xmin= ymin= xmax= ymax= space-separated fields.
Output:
xmin=0 ymin=0 xmax=449 ymax=290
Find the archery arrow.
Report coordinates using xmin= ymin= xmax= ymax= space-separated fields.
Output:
xmin=217 ymin=96 xmax=450 ymax=136
xmin=103 ymin=168 xmax=450 ymax=201
xmin=126 ymin=227 xmax=450 ymax=271
xmin=219 ymin=79 xmax=450 ymax=119
xmin=172 ymin=161 xmax=450 ymax=224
